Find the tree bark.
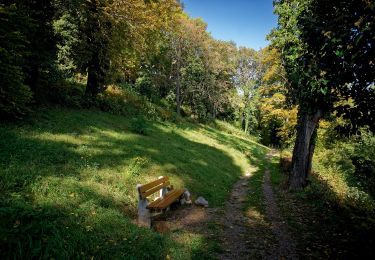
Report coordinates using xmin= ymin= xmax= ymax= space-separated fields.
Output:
xmin=85 ymin=50 xmax=109 ymax=97
xmin=289 ymin=109 xmax=322 ymax=190
xmin=176 ymin=71 xmax=181 ymax=116
xmin=86 ymin=52 xmax=101 ymax=97
xmin=244 ymin=107 xmax=250 ymax=134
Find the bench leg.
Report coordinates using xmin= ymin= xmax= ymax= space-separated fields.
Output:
xmin=137 ymin=199 xmax=151 ymax=227
xmin=137 ymin=184 xmax=151 ymax=228
xmin=159 ymin=176 xmax=168 ymax=198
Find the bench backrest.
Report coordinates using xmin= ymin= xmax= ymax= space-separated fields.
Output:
xmin=138 ymin=176 xmax=170 ymax=199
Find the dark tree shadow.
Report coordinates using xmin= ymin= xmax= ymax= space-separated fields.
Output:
xmin=269 ymin=155 xmax=375 ymax=259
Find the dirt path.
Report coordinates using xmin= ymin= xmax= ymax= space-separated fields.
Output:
xmin=263 ymin=153 xmax=297 ymax=259
xmin=219 ymin=174 xmax=253 ymax=259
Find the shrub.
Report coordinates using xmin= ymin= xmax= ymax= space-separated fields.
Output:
xmin=130 ymin=116 xmax=148 ymax=135
xmin=47 ymin=81 xmax=85 ymax=108
xmin=96 ymin=85 xmax=146 ymax=116
xmin=127 ymin=157 xmax=149 ymax=177
xmin=95 ymin=85 xmax=176 ymax=121
xmin=311 ymin=126 xmax=375 ymax=213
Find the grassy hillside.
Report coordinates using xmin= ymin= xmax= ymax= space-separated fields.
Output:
xmin=0 ymin=107 xmax=267 ymax=259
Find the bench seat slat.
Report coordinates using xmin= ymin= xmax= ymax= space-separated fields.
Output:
xmin=146 ymin=190 xmax=177 ymax=210
xmin=147 ymin=189 xmax=185 ymax=210
xmin=141 ymin=181 xmax=170 ymax=198
xmin=139 ymin=177 xmax=169 ymax=194
xmin=147 ymin=189 xmax=179 ymax=209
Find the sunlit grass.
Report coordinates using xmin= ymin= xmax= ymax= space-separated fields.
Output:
xmin=0 ymin=107 xmax=267 ymax=259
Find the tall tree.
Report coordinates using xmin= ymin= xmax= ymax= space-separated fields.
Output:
xmin=1 ymin=0 xmax=58 ymax=118
xmin=169 ymin=15 xmax=208 ymax=115
xmin=234 ymin=47 xmax=261 ymax=134
xmin=54 ymin=0 xmax=181 ymax=97
xmin=270 ymin=0 xmax=375 ymax=189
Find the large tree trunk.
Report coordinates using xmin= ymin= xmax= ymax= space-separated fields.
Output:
xmin=289 ymin=109 xmax=322 ymax=190
xmin=176 ymin=70 xmax=181 ymax=116
xmin=85 ymin=50 xmax=109 ymax=97
xmin=86 ymin=53 xmax=101 ymax=97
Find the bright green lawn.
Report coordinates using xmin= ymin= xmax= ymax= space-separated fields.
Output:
xmin=0 ymin=107 xmax=267 ymax=259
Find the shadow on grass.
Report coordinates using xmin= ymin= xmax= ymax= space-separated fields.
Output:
xmin=0 ymin=107 xmax=250 ymax=259
xmin=268 ymin=155 xmax=375 ymax=259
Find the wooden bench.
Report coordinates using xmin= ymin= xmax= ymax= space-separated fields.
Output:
xmin=136 ymin=176 xmax=185 ymax=227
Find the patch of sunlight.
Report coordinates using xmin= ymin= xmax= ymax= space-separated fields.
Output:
xmin=191 ymin=159 xmax=208 ymax=166
xmin=315 ymin=169 xmax=349 ymax=201
xmin=139 ymin=164 xmax=186 ymax=190
xmin=145 ymin=147 xmax=159 ymax=153
xmin=89 ymin=128 xmax=137 ymax=141
xmin=246 ymin=207 xmax=267 ymax=222
xmin=179 ymin=128 xmax=249 ymax=175
xmin=152 ymin=122 xmax=174 ymax=133
xmin=172 ymin=231 xmax=204 ymax=244
xmin=30 ymin=175 xmax=128 ymax=210
xmin=30 ymin=132 xmax=84 ymax=145
xmin=168 ymin=231 xmax=207 ymax=259
xmin=245 ymin=165 xmax=259 ymax=175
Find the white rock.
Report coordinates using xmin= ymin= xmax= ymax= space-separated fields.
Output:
xmin=195 ymin=196 xmax=209 ymax=207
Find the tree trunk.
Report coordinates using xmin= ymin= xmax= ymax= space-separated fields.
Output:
xmin=244 ymin=107 xmax=250 ymax=134
xmin=212 ymin=105 xmax=217 ymax=119
xmin=86 ymin=53 xmax=100 ymax=97
xmin=85 ymin=50 xmax=109 ymax=97
xmin=289 ymin=109 xmax=322 ymax=190
xmin=176 ymin=70 xmax=181 ymax=116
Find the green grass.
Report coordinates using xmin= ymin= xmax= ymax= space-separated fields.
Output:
xmin=0 ymin=107 xmax=266 ymax=259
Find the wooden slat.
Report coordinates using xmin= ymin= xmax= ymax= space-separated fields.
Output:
xmin=147 ymin=189 xmax=185 ymax=210
xmin=142 ymin=181 xmax=170 ymax=198
xmin=147 ymin=189 xmax=179 ymax=209
xmin=156 ymin=189 xmax=184 ymax=209
xmin=139 ymin=177 xmax=169 ymax=194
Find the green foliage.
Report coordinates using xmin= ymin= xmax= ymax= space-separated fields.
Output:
xmin=299 ymin=0 xmax=375 ymax=133
xmin=20 ymin=0 xmax=60 ymax=101
xmin=233 ymin=47 xmax=261 ymax=134
xmin=0 ymin=4 xmax=33 ymax=118
xmin=48 ymin=81 xmax=85 ymax=108
xmin=271 ymin=0 xmax=374 ymax=130
xmin=313 ymin=126 xmax=375 ymax=212
xmin=0 ymin=1 xmax=62 ymax=118
xmin=53 ymin=13 xmax=81 ymax=78
xmin=95 ymin=85 xmax=174 ymax=121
